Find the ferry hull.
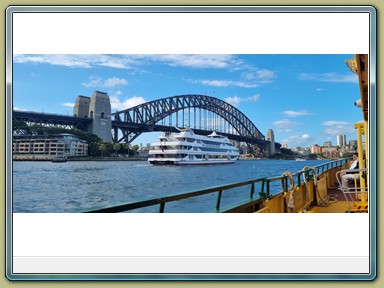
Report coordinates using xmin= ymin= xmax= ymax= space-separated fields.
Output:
xmin=149 ymin=159 xmax=236 ymax=165
xmin=148 ymin=160 xmax=175 ymax=165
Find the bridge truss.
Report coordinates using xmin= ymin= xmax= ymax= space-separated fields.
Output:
xmin=12 ymin=110 xmax=92 ymax=131
xmin=112 ymin=94 xmax=267 ymax=153
xmin=12 ymin=95 xmax=272 ymax=155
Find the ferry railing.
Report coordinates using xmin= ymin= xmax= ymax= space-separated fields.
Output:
xmin=84 ymin=159 xmax=348 ymax=213
xmin=85 ymin=177 xmax=267 ymax=213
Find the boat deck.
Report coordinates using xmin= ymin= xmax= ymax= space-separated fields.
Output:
xmin=308 ymin=187 xmax=368 ymax=213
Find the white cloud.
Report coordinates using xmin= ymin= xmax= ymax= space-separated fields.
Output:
xmin=103 ymin=77 xmax=129 ymax=88
xmin=189 ymin=79 xmax=259 ymax=88
xmin=13 ymin=54 xmax=240 ymax=70
xmin=14 ymin=55 xmax=91 ymax=68
xmin=243 ymin=69 xmax=276 ymax=82
xmin=298 ymin=72 xmax=358 ymax=83
xmin=323 ymin=126 xmax=355 ymax=136
xmin=200 ymin=80 xmax=234 ymax=87
xmin=110 ymin=95 xmax=146 ymax=111
xmin=282 ymin=110 xmax=311 ymax=117
xmin=62 ymin=103 xmax=75 ymax=108
xmin=321 ymin=120 xmax=355 ymax=136
xmin=188 ymin=66 xmax=275 ymax=89
xmin=248 ymin=94 xmax=260 ymax=102
xmin=273 ymin=118 xmax=300 ymax=132
xmin=224 ymin=96 xmax=242 ymax=106
xmin=148 ymin=54 xmax=238 ymax=69
xmin=13 ymin=54 xmax=137 ymax=69
xmin=82 ymin=76 xmax=128 ymax=88
xmin=190 ymin=79 xmax=260 ymax=88
xmin=322 ymin=120 xmax=350 ymax=126
xmin=224 ymin=94 xmax=260 ymax=107
xmin=316 ymin=88 xmax=324 ymax=92
xmin=284 ymin=134 xmax=315 ymax=147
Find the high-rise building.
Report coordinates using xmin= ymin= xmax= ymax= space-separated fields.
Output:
xmin=349 ymin=139 xmax=358 ymax=149
xmin=337 ymin=135 xmax=346 ymax=147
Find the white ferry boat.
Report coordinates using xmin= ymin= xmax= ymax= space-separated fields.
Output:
xmin=148 ymin=128 xmax=239 ymax=165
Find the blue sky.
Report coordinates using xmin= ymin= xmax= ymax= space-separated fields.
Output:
xmin=13 ymin=54 xmax=362 ymax=148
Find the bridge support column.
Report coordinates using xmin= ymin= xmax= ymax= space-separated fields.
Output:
xmin=88 ymin=91 xmax=112 ymax=141
xmin=266 ymin=129 xmax=276 ymax=156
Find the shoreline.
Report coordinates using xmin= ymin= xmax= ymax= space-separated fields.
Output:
xmin=12 ymin=155 xmax=147 ymax=162
xmin=12 ymin=155 xmax=333 ymax=162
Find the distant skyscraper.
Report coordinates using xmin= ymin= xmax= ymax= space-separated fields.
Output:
xmin=349 ymin=140 xmax=358 ymax=149
xmin=337 ymin=135 xmax=346 ymax=147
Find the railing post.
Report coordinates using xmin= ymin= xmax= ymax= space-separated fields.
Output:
xmin=216 ymin=190 xmax=223 ymax=211
xmin=159 ymin=202 xmax=165 ymax=213
xmin=297 ymin=174 xmax=301 ymax=186
xmin=250 ymin=182 xmax=255 ymax=198
xmin=265 ymin=179 xmax=270 ymax=198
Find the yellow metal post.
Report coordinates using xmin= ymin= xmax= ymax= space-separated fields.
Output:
xmin=364 ymin=120 xmax=369 ymax=172
xmin=354 ymin=122 xmax=367 ymax=199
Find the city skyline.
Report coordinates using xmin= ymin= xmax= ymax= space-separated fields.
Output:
xmin=13 ymin=54 xmax=364 ymax=148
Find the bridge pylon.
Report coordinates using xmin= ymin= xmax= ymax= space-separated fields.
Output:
xmin=74 ymin=91 xmax=112 ymax=141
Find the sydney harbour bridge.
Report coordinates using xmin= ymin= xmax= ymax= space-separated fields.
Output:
xmin=12 ymin=91 xmax=280 ymax=156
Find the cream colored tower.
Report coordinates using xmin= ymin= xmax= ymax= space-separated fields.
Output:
xmin=73 ymin=95 xmax=91 ymax=118
xmin=88 ymin=91 xmax=112 ymax=141
xmin=266 ymin=129 xmax=275 ymax=155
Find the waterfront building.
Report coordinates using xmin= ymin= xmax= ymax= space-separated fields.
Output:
xmin=13 ymin=134 xmax=88 ymax=157
xmin=310 ymin=144 xmax=322 ymax=154
xmin=323 ymin=141 xmax=332 ymax=148
xmin=349 ymin=139 xmax=358 ymax=150
xmin=337 ymin=134 xmax=347 ymax=147
xmin=322 ymin=146 xmax=340 ymax=159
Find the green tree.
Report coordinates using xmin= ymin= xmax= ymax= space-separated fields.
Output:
xmin=307 ymin=153 xmax=317 ymax=159
xmin=114 ymin=143 xmax=121 ymax=156
xmin=104 ymin=142 xmax=114 ymax=156
xmin=99 ymin=143 xmax=107 ymax=157
xmin=88 ymin=142 xmax=101 ymax=156
xmin=131 ymin=145 xmax=139 ymax=156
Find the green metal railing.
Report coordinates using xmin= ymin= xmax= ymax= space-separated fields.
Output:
xmin=85 ymin=159 xmax=348 ymax=213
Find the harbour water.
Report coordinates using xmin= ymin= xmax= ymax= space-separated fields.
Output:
xmin=12 ymin=159 xmax=328 ymax=213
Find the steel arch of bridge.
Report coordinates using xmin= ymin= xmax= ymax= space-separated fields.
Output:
xmin=112 ymin=94 xmax=265 ymax=144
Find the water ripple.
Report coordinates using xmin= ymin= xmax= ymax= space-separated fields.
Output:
xmin=12 ymin=159 xmax=328 ymax=213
